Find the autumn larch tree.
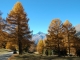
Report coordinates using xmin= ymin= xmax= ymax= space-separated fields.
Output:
xmin=6 ymin=2 xmax=32 ymax=54
xmin=63 ymin=20 xmax=76 ymax=55
xmin=46 ymin=18 xmax=64 ymax=56
xmin=37 ymin=40 xmax=44 ymax=54
xmin=0 ymin=11 xmax=8 ymax=48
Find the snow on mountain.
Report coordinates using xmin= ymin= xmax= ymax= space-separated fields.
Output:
xmin=75 ymin=24 xmax=80 ymax=32
xmin=75 ymin=24 xmax=80 ymax=37
xmin=32 ymin=32 xmax=46 ymax=44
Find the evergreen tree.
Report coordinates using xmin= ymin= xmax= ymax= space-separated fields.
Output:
xmin=6 ymin=2 xmax=32 ymax=54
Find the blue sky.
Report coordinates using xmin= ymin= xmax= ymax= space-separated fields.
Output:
xmin=0 ymin=0 xmax=80 ymax=34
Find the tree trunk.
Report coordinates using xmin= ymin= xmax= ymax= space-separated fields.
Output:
xmin=58 ymin=41 xmax=60 ymax=56
xmin=68 ymin=33 xmax=70 ymax=55
xmin=57 ymin=33 xmax=60 ymax=57
xmin=18 ymin=20 xmax=23 ymax=55
xmin=18 ymin=38 xmax=22 ymax=55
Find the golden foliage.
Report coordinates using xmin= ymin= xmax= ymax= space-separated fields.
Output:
xmin=37 ymin=40 xmax=44 ymax=54
xmin=12 ymin=2 xmax=24 ymax=14
xmin=50 ymin=18 xmax=61 ymax=27
xmin=63 ymin=20 xmax=72 ymax=28
xmin=46 ymin=19 xmax=63 ymax=50
xmin=6 ymin=42 xmax=18 ymax=50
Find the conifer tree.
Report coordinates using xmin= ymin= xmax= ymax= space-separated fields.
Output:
xmin=46 ymin=19 xmax=64 ymax=56
xmin=63 ymin=20 xmax=76 ymax=55
xmin=6 ymin=2 xmax=32 ymax=54
xmin=0 ymin=11 xmax=7 ymax=48
xmin=37 ymin=40 xmax=44 ymax=54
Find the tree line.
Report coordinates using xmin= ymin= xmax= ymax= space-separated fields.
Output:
xmin=37 ymin=19 xmax=80 ymax=56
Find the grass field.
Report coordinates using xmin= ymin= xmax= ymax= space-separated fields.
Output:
xmin=8 ymin=53 xmax=80 ymax=60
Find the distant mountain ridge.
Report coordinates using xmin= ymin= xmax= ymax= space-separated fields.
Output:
xmin=32 ymin=32 xmax=46 ymax=44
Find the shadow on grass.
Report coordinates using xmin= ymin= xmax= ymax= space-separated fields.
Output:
xmin=11 ymin=53 xmax=80 ymax=60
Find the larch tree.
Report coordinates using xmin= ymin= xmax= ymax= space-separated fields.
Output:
xmin=6 ymin=2 xmax=32 ymax=54
xmin=0 ymin=11 xmax=7 ymax=48
xmin=46 ymin=18 xmax=64 ymax=56
xmin=63 ymin=20 xmax=76 ymax=55
xmin=37 ymin=40 xmax=44 ymax=54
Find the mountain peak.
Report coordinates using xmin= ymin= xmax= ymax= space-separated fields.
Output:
xmin=37 ymin=31 xmax=44 ymax=34
xmin=32 ymin=32 xmax=46 ymax=44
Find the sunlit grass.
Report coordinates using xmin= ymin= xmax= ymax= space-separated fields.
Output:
xmin=0 ymin=49 xmax=12 ymax=55
xmin=8 ymin=53 xmax=80 ymax=60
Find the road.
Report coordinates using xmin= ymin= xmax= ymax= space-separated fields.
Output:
xmin=0 ymin=52 xmax=13 ymax=60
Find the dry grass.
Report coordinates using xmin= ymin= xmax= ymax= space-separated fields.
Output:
xmin=0 ymin=49 xmax=12 ymax=55
xmin=8 ymin=53 xmax=80 ymax=60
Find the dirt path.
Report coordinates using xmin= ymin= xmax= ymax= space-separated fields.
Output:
xmin=0 ymin=52 xmax=13 ymax=60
